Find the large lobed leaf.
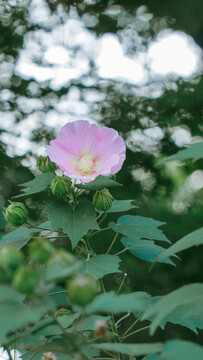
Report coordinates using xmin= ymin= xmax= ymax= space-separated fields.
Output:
xmin=15 ymin=173 xmax=55 ymax=198
xmin=145 ymin=340 xmax=203 ymax=360
xmin=79 ymin=254 xmax=121 ymax=279
xmin=121 ymin=237 xmax=175 ymax=265
xmin=86 ymin=291 xmax=151 ymax=314
xmin=0 ymin=285 xmax=57 ymax=343
xmin=94 ymin=342 xmax=163 ymax=357
xmin=14 ymin=173 xmax=55 ymax=198
xmin=107 ymin=200 xmax=138 ymax=213
xmin=45 ymin=261 xmax=80 ymax=283
xmin=162 ymin=142 xmax=203 ymax=162
xmin=142 ymin=283 xmax=203 ymax=335
xmin=109 ymin=215 xmax=170 ymax=243
xmin=76 ymin=175 xmax=122 ymax=190
xmin=141 ymin=296 xmax=203 ymax=334
xmin=156 ymin=227 xmax=203 ymax=262
xmin=100 ymin=340 xmax=203 ymax=360
xmin=43 ymin=200 xmax=99 ymax=249
xmin=0 ymin=226 xmax=33 ymax=249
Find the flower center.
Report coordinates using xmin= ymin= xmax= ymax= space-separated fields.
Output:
xmin=78 ymin=154 xmax=95 ymax=175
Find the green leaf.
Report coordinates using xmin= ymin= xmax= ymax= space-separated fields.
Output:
xmin=121 ymin=238 xmax=175 ymax=265
xmin=81 ymin=344 xmax=100 ymax=359
xmin=86 ymin=291 xmax=151 ymax=314
xmin=0 ymin=226 xmax=32 ymax=249
xmin=160 ymin=340 xmax=203 ymax=360
xmin=93 ymin=343 xmax=163 ymax=357
xmin=156 ymin=227 xmax=203 ymax=262
xmin=0 ymin=208 xmax=6 ymax=229
xmin=142 ymin=283 xmax=203 ymax=335
xmin=75 ymin=315 xmax=110 ymax=331
xmin=107 ymin=200 xmax=138 ymax=213
xmin=0 ymin=285 xmax=57 ymax=343
xmin=79 ymin=254 xmax=121 ymax=279
xmin=145 ymin=340 xmax=203 ymax=360
xmin=76 ymin=175 xmax=122 ymax=190
xmin=58 ymin=313 xmax=80 ymax=329
xmin=15 ymin=173 xmax=55 ymax=198
xmin=109 ymin=215 xmax=170 ymax=243
xmin=158 ymin=302 xmax=203 ymax=334
xmin=162 ymin=142 xmax=203 ymax=162
xmin=45 ymin=261 xmax=80 ymax=283
xmin=43 ymin=200 xmax=100 ymax=249
xmin=143 ymin=296 xmax=203 ymax=334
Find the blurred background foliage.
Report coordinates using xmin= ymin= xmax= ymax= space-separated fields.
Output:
xmin=0 ymin=0 xmax=203 ymax=346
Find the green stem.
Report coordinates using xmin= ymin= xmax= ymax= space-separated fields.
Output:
xmin=28 ymin=339 xmax=49 ymax=360
xmin=106 ymin=232 xmax=119 ymax=254
xmin=121 ymin=317 xmax=140 ymax=338
xmin=121 ymin=325 xmax=151 ymax=341
xmin=99 ymin=279 xmax=123 ymax=360
xmin=26 ymin=221 xmax=63 ymax=233
xmin=31 ymin=236 xmax=68 ymax=240
xmin=5 ymin=348 xmax=12 ymax=360
xmin=88 ymin=227 xmax=110 ymax=239
xmin=84 ymin=235 xmax=123 ymax=360
xmin=98 ymin=213 xmax=107 ymax=225
xmin=115 ymin=248 xmax=128 ymax=256
xmin=46 ymin=290 xmax=67 ymax=296
xmin=117 ymin=273 xmax=127 ymax=294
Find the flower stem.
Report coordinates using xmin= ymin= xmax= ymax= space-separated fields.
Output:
xmin=26 ymin=221 xmax=64 ymax=233
xmin=97 ymin=212 xmax=107 ymax=225
xmin=99 ymin=279 xmax=124 ymax=360
xmin=88 ymin=227 xmax=110 ymax=239
xmin=117 ymin=273 xmax=127 ymax=294
xmin=121 ymin=317 xmax=140 ymax=338
xmin=106 ymin=232 xmax=119 ymax=254
xmin=85 ymin=232 xmax=123 ymax=360
xmin=121 ymin=325 xmax=151 ymax=341
xmin=46 ymin=290 xmax=67 ymax=296
xmin=115 ymin=248 xmax=128 ymax=256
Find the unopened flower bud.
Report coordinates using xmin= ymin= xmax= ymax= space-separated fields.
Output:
xmin=41 ymin=353 xmax=56 ymax=360
xmin=3 ymin=202 xmax=28 ymax=226
xmin=51 ymin=176 xmax=72 ymax=197
xmin=38 ymin=156 xmax=57 ymax=173
xmin=93 ymin=188 xmax=114 ymax=211
xmin=12 ymin=266 xmax=40 ymax=294
xmin=29 ymin=237 xmax=55 ymax=264
xmin=0 ymin=245 xmax=23 ymax=271
xmin=94 ymin=319 xmax=107 ymax=338
xmin=67 ymin=274 xmax=97 ymax=307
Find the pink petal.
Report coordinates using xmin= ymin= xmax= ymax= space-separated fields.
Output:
xmin=46 ymin=120 xmax=126 ymax=182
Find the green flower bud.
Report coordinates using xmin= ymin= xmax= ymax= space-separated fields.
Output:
xmin=12 ymin=266 xmax=40 ymax=294
xmin=29 ymin=237 xmax=55 ymax=264
xmin=38 ymin=156 xmax=57 ymax=173
xmin=3 ymin=202 xmax=28 ymax=227
xmin=67 ymin=274 xmax=97 ymax=306
xmin=0 ymin=266 xmax=12 ymax=283
xmin=93 ymin=188 xmax=114 ymax=211
xmin=51 ymin=176 xmax=72 ymax=197
xmin=0 ymin=245 xmax=23 ymax=271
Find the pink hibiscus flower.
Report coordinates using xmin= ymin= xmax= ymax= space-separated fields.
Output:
xmin=47 ymin=120 xmax=126 ymax=183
